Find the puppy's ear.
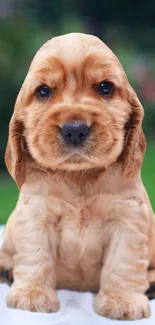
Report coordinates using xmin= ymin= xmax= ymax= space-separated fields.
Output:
xmin=122 ymin=86 xmax=146 ymax=179
xmin=5 ymin=117 xmax=26 ymax=189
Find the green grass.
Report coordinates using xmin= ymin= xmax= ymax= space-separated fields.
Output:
xmin=0 ymin=178 xmax=19 ymax=224
xmin=142 ymin=142 xmax=155 ymax=210
xmin=0 ymin=142 xmax=155 ymax=224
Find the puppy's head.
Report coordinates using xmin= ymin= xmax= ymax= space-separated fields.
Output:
xmin=5 ymin=33 xmax=146 ymax=188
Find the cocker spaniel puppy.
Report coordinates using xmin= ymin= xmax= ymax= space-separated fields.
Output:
xmin=0 ymin=33 xmax=155 ymax=320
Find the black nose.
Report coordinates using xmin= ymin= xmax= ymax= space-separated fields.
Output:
xmin=61 ymin=122 xmax=89 ymax=146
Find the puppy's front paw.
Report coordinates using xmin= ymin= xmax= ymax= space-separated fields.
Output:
xmin=7 ymin=284 xmax=60 ymax=313
xmin=94 ymin=291 xmax=151 ymax=320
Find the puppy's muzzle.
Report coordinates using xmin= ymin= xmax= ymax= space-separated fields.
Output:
xmin=61 ymin=121 xmax=90 ymax=146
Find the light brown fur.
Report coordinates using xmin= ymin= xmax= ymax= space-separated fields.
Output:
xmin=1 ymin=33 xmax=155 ymax=320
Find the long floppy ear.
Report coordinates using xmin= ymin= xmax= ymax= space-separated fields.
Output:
xmin=5 ymin=117 xmax=26 ymax=189
xmin=122 ymin=86 xmax=146 ymax=179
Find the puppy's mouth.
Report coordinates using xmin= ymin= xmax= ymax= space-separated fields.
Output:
xmin=48 ymin=139 xmax=94 ymax=169
xmin=57 ymin=147 xmax=90 ymax=165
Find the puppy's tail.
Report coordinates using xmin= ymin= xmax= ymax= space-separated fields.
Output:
xmin=146 ymin=268 xmax=155 ymax=300
xmin=0 ymin=249 xmax=13 ymax=285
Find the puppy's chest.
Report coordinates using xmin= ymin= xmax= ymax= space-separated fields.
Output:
xmin=47 ymin=183 xmax=110 ymax=267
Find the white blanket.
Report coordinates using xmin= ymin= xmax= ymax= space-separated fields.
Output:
xmin=0 ymin=226 xmax=155 ymax=325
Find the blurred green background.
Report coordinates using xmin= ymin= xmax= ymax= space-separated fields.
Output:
xmin=0 ymin=0 xmax=155 ymax=224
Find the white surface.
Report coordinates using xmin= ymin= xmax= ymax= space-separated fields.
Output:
xmin=0 ymin=226 xmax=155 ymax=325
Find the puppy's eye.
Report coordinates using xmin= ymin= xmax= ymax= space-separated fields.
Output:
xmin=36 ymin=85 xmax=52 ymax=99
xmin=97 ymin=81 xmax=114 ymax=96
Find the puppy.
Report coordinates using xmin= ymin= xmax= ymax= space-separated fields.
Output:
xmin=1 ymin=33 xmax=155 ymax=320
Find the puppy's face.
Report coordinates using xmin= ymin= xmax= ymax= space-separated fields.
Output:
xmin=5 ymin=33 xmax=146 ymax=187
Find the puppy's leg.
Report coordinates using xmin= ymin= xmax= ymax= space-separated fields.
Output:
xmin=94 ymin=212 xmax=150 ymax=320
xmin=6 ymin=216 xmax=59 ymax=313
